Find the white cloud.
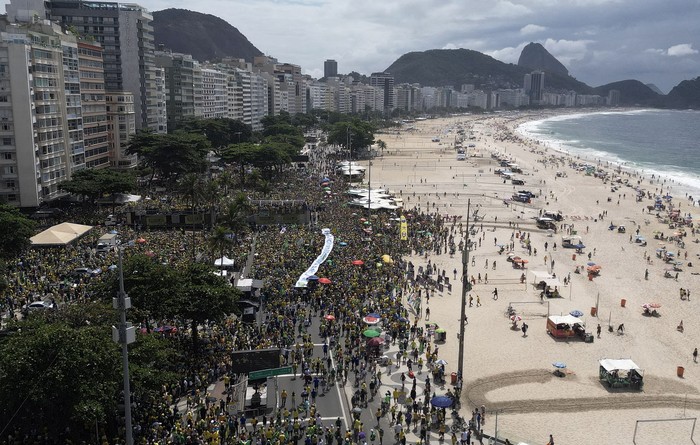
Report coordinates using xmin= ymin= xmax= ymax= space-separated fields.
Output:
xmin=666 ymin=43 xmax=698 ymax=57
xmin=486 ymin=43 xmax=528 ymax=63
xmin=644 ymin=48 xmax=665 ymax=55
xmin=543 ymin=38 xmax=593 ymax=65
xmin=520 ymin=24 xmax=546 ymax=35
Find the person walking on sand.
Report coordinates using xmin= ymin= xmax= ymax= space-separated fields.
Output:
xmin=694 ymin=348 xmax=698 ymax=363
xmin=597 ymin=324 xmax=602 ymax=338
xmin=492 ymin=288 xmax=498 ymax=300
xmin=476 ymin=295 xmax=481 ymax=307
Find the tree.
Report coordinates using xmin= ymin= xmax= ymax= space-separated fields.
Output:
xmin=0 ymin=322 xmax=121 ymax=441
xmin=178 ymin=117 xmax=252 ymax=151
xmin=220 ymin=142 xmax=260 ymax=185
xmin=176 ymin=262 xmax=240 ymax=348
xmin=60 ymin=168 xmax=135 ymax=206
xmin=220 ymin=192 xmax=252 ymax=238
xmin=0 ymin=204 xmax=36 ymax=260
xmin=208 ymin=225 xmax=235 ymax=266
xmin=326 ymin=119 xmax=376 ymax=159
xmin=125 ymin=131 xmax=210 ymax=185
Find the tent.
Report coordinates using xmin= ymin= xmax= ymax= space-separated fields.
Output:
xmin=30 ymin=222 xmax=93 ymax=246
xmin=599 ymin=358 xmax=643 ymax=389
xmin=214 ymin=256 xmax=235 ymax=267
xmin=546 ymin=315 xmax=587 ymax=339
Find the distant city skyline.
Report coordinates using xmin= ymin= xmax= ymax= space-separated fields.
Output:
xmin=4 ymin=0 xmax=698 ymax=92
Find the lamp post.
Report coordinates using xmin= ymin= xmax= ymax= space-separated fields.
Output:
xmin=458 ymin=200 xmax=471 ymax=388
xmin=113 ymin=248 xmax=135 ymax=445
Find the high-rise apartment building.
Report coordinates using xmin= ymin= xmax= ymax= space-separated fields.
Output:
xmin=0 ymin=17 xmax=75 ymax=206
xmin=369 ymin=72 xmax=395 ymax=113
xmin=78 ymin=41 xmax=109 ymax=168
xmin=105 ymin=91 xmax=136 ymax=168
xmin=324 ymin=59 xmax=337 ymax=78
xmin=156 ymin=49 xmax=195 ymax=131
xmin=524 ymin=71 xmax=545 ymax=104
xmin=9 ymin=0 xmax=163 ymax=133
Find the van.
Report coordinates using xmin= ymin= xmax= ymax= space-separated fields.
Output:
xmin=96 ymin=233 xmax=120 ymax=253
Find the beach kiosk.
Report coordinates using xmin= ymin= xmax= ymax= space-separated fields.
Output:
xmin=546 ymin=315 xmax=592 ymax=341
xmin=599 ymin=359 xmax=644 ymax=389
xmin=561 ymin=235 xmax=583 ymax=248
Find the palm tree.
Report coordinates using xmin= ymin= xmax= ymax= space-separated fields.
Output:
xmin=376 ymin=139 xmax=387 ymax=155
xmin=221 ymin=192 xmax=252 ymax=240
xmin=208 ymin=225 xmax=234 ymax=274
xmin=178 ymin=173 xmax=208 ymax=260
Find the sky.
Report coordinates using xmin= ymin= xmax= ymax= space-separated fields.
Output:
xmin=7 ymin=0 xmax=700 ymax=92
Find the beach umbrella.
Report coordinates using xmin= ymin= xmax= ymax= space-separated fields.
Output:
xmin=435 ymin=358 xmax=448 ymax=365
xmin=430 ymin=395 xmax=454 ymax=408
xmin=318 ymin=278 xmax=332 ymax=284
xmin=321 ymin=177 xmax=331 ymax=183
xmin=109 ymin=229 xmax=118 ymax=234
xmin=324 ymin=314 xmax=336 ymax=321
xmin=574 ymin=243 xmax=586 ymax=249
xmin=586 ymin=262 xmax=596 ymax=266
xmin=144 ymin=250 xmax=155 ymax=257
xmin=339 ymin=241 xmax=348 ymax=246
xmin=307 ymin=275 xmax=319 ymax=281
xmin=366 ymin=312 xmax=381 ymax=318
xmin=382 ymin=254 xmax=394 ymax=264
xmin=363 ymin=329 xmax=380 ymax=338
xmin=352 ymin=260 xmax=364 ymax=266
xmin=360 ymin=217 xmax=367 ymax=222
xmin=367 ymin=337 xmax=385 ymax=346
xmin=570 ymin=310 xmax=584 ymax=317
xmin=363 ymin=316 xmax=380 ymax=325
xmin=552 ymin=362 xmax=567 ymax=369
xmin=648 ymin=303 xmax=661 ymax=308
xmin=510 ymin=315 xmax=522 ymax=322
xmin=435 ymin=328 xmax=446 ymax=334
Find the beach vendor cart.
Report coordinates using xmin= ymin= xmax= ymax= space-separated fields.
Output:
xmin=546 ymin=315 xmax=593 ymax=342
xmin=599 ymin=358 xmax=644 ymax=389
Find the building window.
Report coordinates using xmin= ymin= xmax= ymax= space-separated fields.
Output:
xmin=2 ymin=138 xmax=12 ymax=145
xmin=2 ymin=152 xmax=11 ymax=160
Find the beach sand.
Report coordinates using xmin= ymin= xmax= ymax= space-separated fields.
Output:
xmin=363 ymin=112 xmax=700 ymax=444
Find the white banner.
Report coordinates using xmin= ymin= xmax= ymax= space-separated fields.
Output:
xmin=295 ymin=228 xmax=334 ymax=287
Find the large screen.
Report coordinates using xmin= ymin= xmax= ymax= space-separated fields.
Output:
xmin=230 ymin=348 xmax=281 ymax=374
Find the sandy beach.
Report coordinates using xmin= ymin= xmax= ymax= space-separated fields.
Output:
xmin=363 ymin=111 xmax=700 ymax=444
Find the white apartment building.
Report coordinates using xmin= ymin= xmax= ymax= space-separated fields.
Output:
xmin=194 ymin=66 xmax=227 ymax=119
xmin=0 ymin=18 xmax=76 ymax=207
xmin=106 ymin=91 xmax=136 ymax=168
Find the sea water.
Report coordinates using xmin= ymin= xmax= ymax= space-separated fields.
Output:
xmin=517 ymin=109 xmax=700 ymax=200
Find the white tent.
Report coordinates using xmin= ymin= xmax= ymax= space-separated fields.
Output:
xmin=214 ymin=256 xmax=235 ymax=267
xmin=529 ymin=269 xmax=554 ymax=284
xmin=30 ymin=222 xmax=93 ymax=246
xmin=548 ymin=315 xmax=583 ymax=326
xmin=599 ymin=358 xmax=641 ymax=372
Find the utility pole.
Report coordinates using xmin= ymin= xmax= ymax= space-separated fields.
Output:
xmin=367 ymin=161 xmax=372 ymax=218
xmin=113 ymin=248 xmax=135 ymax=445
xmin=458 ymin=200 xmax=471 ymax=387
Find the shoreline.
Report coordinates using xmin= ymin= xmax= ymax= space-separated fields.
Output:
xmin=512 ymin=108 xmax=700 ymax=200
xmin=369 ymin=111 xmax=700 ymax=444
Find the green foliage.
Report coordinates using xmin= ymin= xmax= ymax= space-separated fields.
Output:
xmin=0 ymin=204 xmax=36 ymax=260
xmin=125 ymin=131 xmax=210 ymax=183
xmin=0 ymin=322 xmax=121 ymax=438
xmin=326 ymin=119 xmax=376 ymax=158
xmin=60 ymin=168 xmax=135 ymax=203
xmin=178 ymin=117 xmax=252 ymax=148
xmin=666 ymin=77 xmax=700 ymax=108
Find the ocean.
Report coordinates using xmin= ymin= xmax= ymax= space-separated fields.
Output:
xmin=517 ymin=109 xmax=700 ymax=199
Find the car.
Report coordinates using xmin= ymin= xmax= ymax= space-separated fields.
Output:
xmin=30 ymin=208 xmax=64 ymax=219
xmin=512 ymin=179 xmax=525 ymax=185
xmin=23 ymin=300 xmax=56 ymax=314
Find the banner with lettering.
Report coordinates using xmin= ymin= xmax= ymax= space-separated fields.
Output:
xmin=295 ymin=228 xmax=334 ymax=287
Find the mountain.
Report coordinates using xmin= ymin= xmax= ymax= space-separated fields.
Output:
xmin=646 ymin=83 xmax=664 ymax=95
xmin=517 ymin=42 xmax=568 ymax=77
xmin=152 ymin=9 xmax=263 ymax=62
xmin=665 ymin=77 xmax=700 ymax=109
xmin=591 ymin=80 xmax=661 ymax=106
xmin=384 ymin=48 xmax=590 ymax=93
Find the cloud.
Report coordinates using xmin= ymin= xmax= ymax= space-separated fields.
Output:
xmin=520 ymin=24 xmax=546 ymax=35
xmin=666 ymin=43 xmax=698 ymax=57
xmin=486 ymin=43 xmax=528 ymax=63
xmin=543 ymin=38 xmax=593 ymax=66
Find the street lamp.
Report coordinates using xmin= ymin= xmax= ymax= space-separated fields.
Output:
xmin=457 ymin=200 xmax=471 ymax=391
xmin=112 ymin=248 xmax=135 ymax=445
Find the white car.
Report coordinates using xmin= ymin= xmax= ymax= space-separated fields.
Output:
xmin=24 ymin=300 xmax=56 ymax=311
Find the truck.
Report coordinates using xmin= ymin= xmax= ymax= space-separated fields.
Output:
xmin=96 ymin=233 xmax=120 ymax=253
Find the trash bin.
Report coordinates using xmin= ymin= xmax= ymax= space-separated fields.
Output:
xmin=572 ymin=254 xmax=576 ymax=261
xmin=621 ymin=299 xmax=627 ymax=308
xmin=677 ymin=366 xmax=685 ymax=378
xmin=590 ymin=307 xmax=597 ymax=317
xmin=451 ymin=372 xmax=458 ymax=384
